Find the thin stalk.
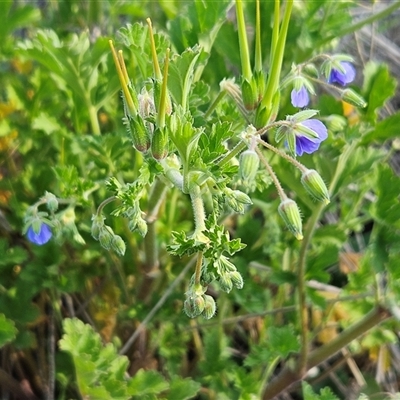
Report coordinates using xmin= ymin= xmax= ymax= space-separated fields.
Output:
xmin=88 ymin=104 xmax=101 ymax=135
xmin=194 ymin=252 xmax=203 ymax=286
xmin=189 ymin=184 xmax=207 ymax=233
xmin=157 ymin=48 xmax=170 ymax=128
xmin=255 ymin=146 xmax=286 ymax=200
xmin=204 ymin=90 xmax=227 ymax=119
xmin=270 ymin=0 xmax=280 ymax=66
xmin=96 ymin=196 xmax=117 ymax=215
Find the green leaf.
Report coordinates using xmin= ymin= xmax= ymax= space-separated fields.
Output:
xmin=0 ymin=314 xmax=18 ymax=347
xmin=267 ymin=326 xmax=300 ymax=359
xmin=362 ymin=62 xmax=397 ymax=124
xmin=0 ymin=240 xmax=28 ymax=267
xmin=32 ymin=112 xmax=62 ymax=135
xmin=167 ymin=377 xmax=201 ymax=400
xmin=361 ymin=111 xmax=400 ymax=145
xmin=168 ymin=46 xmax=201 ymax=110
xmin=127 ymin=369 xmax=169 ymax=396
xmin=303 ymin=382 xmax=340 ymax=400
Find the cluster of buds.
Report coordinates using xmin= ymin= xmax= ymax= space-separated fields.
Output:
xmin=91 ymin=214 xmax=126 ymax=256
xmin=184 ymin=284 xmax=216 ymax=320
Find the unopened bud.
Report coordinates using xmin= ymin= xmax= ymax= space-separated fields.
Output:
xmin=200 ymin=270 xmax=216 ymax=286
xmin=184 ymin=298 xmax=197 ymax=318
xmin=218 ymin=273 xmax=233 ymax=293
xmin=232 ymin=190 xmax=252 ymax=205
xmin=229 ymin=271 xmax=244 ymax=289
xmin=151 ymin=127 xmax=169 ymax=160
xmin=193 ymin=295 xmax=205 ymax=315
xmin=301 ymin=169 xmax=330 ymax=204
xmin=136 ymin=217 xmax=148 ymax=237
xmin=326 ymin=115 xmax=347 ymax=132
xmin=45 ymin=192 xmax=58 ymax=212
xmin=202 ymin=295 xmax=216 ymax=320
xmin=278 ymin=198 xmax=303 ymax=240
xmin=91 ymin=214 xmax=105 ymax=240
xmin=111 ymin=235 xmax=126 ymax=256
xmin=341 ymin=89 xmax=367 ymax=108
xmin=241 ymin=77 xmax=258 ymax=110
xmin=239 ymin=150 xmax=260 ymax=182
xmin=99 ymin=227 xmax=114 ymax=250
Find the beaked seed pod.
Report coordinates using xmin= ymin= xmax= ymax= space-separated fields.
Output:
xmin=151 ymin=127 xmax=169 ymax=160
xmin=278 ymin=198 xmax=303 ymax=240
xmin=239 ymin=150 xmax=260 ymax=182
xmin=127 ymin=115 xmax=151 ymax=152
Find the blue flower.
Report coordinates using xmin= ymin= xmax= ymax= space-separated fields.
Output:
xmin=328 ymin=62 xmax=355 ymax=86
xmin=295 ymin=119 xmax=328 ymax=156
xmin=291 ymin=86 xmax=310 ymax=108
xmin=27 ymin=223 xmax=52 ymax=245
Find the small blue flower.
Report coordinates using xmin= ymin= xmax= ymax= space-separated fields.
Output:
xmin=328 ymin=62 xmax=356 ymax=86
xmin=295 ymin=119 xmax=328 ymax=156
xmin=27 ymin=223 xmax=52 ymax=245
xmin=291 ymin=86 xmax=310 ymax=108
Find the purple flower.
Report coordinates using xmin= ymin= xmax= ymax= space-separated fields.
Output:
xmin=328 ymin=62 xmax=356 ymax=86
xmin=27 ymin=223 xmax=52 ymax=245
xmin=291 ymin=86 xmax=310 ymax=108
xmin=295 ymin=119 xmax=328 ymax=156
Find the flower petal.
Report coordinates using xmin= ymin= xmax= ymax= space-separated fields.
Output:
xmin=328 ymin=62 xmax=356 ymax=86
xmin=300 ymin=119 xmax=328 ymax=141
xmin=291 ymin=86 xmax=309 ymax=108
xmin=295 ymin=135 xmax=321 ymax=156
xmin=27 ymin=223 xmax=52 ymax=245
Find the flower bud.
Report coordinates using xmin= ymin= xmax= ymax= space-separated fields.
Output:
xmin=91 ymin=214 xmax=105 ymax=240
xmin=184 ymin=298 xmax=197 ymax=318
xmin=301 ymin=169 xmax=330 ymax=204
xmin=200 ymin=270 xmax=216 ymax=286
xmin=278 ymin=198 xmax=303 ymax=240
xmin=218 ymin=273 xmax=233 ymax=293
xmin=111 ymin=235 xmax=126 ymax=256
xmin=136 ymin=217 xmax=148 ymax=237
xmin=31 ymin=218 xmax=43 ymax=235
xmin=341 ymin=89 xmax=367 ymax=108
xmin=192 ymin=295 xmax=205 ymax=315
xmin=151 ymin=127 xmax=169 ymax=160
xmin=241 ymin=77 xmax=258 ymax=110
xmin=126 ymin=115 xmax=151 ymax=152
xmin=45 ymin=192 xmax=58 ymax=212
xmin=232 ymin=190 xmax=252 ymax=205
xmin=326 ymin=115 xmax=347 ymax=132
xmin=202 ymin=295 xmax=216 ymax=320
xmin=229 ymin=271 xmax=244 ymax=289
xmin=239 ymin=150 xmax=260 ymax=182
xmin=99 ymin=227 xmax=114 ymax=250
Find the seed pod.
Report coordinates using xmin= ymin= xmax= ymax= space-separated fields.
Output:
xmin=278 ymin=198 xmax=303 ymax=240
xmin=151 ymin=127 xmax=169 ymax=160
xmin=301 ymin=169 xmax=330 ymax=204
xmin=239 ymin=149 xmax=260 ymax=182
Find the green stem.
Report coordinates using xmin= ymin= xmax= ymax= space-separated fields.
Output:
xmin=204 ymin=90 xmax=227 ymax=119
xmin=216 ymin=141 xmax=247 ymax=169
xmin=88 ymin=104 xmax=101 ymax=135
xmin=194 ymin=252 xmax=203 ymax=286
xmin=261 ymin=0 xmax=293 ymax=110
xmin=189 ymin=184 xmax=207 ymax=233
xmin=96 ymin=196 xmax=117 ymax=215
xmin=235 ymin=0 xmax=252 ymax=81
xmin=254 ymin=0 xmax=262 ymax=72
xmin=270 ymin=0 xmax=280 ymax=67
